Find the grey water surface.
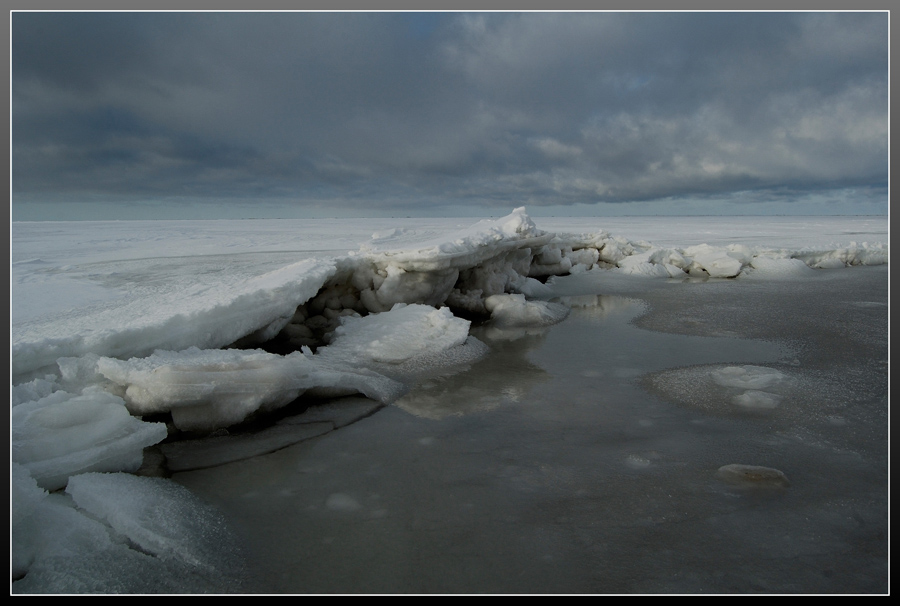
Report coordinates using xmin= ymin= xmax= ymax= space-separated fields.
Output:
xmin=174 ymin=265 xmax=888 ymax=594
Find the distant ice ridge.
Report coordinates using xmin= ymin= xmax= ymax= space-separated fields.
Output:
xmin=9 ymin=207 xmax=888 ymax=592
xmin=12 ymin=209 xmax=887 ymax=386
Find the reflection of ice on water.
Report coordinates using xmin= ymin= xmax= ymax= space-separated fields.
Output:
xmin=395 ymin=294 xmax=644 ymax=420
xmin=393 ymin=325 xmax=552 ymax=420
xmin=553 ymin=293 xmax=644 ymax=319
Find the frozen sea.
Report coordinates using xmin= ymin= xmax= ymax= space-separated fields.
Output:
xmin=11 ymin=213 xmax=889 ymax=594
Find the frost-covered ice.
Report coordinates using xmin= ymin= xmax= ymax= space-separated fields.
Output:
xmin=711 ymin=365 xmax=792 ymax=410
xmin=10 ymin=209 xmax=888 ymax=592
xmin=12 ymin=465 xmax=243 ymax=593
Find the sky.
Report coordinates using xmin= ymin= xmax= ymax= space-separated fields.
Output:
xmin=10 ymin=11 xmax=890 ymax=219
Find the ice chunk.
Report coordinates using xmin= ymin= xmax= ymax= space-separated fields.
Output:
xmin=322 ymin=304 xmax=470 ymax=364
xmin=14 ymin=544 xmax=182 ymax=594
xmin=801 ymin=242 xmax=889 ymax=267
xmin=350 ymin=209 xmax=555 ymax=316
xmin=725 ymin=243 xmax=754 ymax=265
xmin=12 ymin=388 xmax=168 ymax=491
xmin=451 ymin=248 xmax=537 ymax=313
xmin=11 ymin=376 xmax=59 ymax=407
xmin=357 ymin=263 xmax=460 ymax=312
xmin=513 ymin=276 xmax=554 ymax=299
xmin=594 ymin=234 xmax=647 ymax=265
xmin=616 ymin=247 xmax=688 ymax=278
xmin=484 ymin=293 xmax=570 ymax=328
xmin=319 ymin=303 xmax=489 ymax=383
xmin=11 ymin=465 xmax=44 ymax=577
xmin=747 ymin=255 xmax=815 ymax=279
xmin=529 ymin=244 xmax=573 ymax=277
xmin=57 ymin=353 xmax=108 ymax=392
xmin=811 ymin=257 xmax=847 ymax=269
xmin=683 ymin=243 xmax=746 ymax=278
xmin=12 ymin=463 xmax=47 ymax=528
xmin=565 ymin=246 xmax=600 ymax=270
xmin=732 ymin=390 xmax=782 ymax=409
xmin=711 ymin=365 xmax=787 ymax=390
xmin=97 ymin=347 xmax=405 ymax=432
xmin=618 ymin=256 xmax=676 ymax=278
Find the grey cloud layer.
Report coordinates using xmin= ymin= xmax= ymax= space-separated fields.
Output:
xmin=11 ymin=12 xmax=888 ymax=211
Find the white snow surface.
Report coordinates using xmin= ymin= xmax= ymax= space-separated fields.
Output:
xmin=9 ymin=209 xmax=888 ymax=592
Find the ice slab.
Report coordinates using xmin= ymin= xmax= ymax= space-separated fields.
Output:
xmin=319 ymin=303 xmax=489 ymax=383
xmin=96 ymin=347 xmax=405 ymax=432
xmin=12 ymin=388 xmax=168 ymax=491
xmin=484 ymin=293 xmax=570 ymax=328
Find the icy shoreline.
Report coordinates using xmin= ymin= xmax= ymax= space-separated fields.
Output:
xmin=10 ymin=208 xmax=888 ymax=593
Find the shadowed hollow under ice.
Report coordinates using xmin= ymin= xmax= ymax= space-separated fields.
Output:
xmin=10 ymin=209 xmax=888 ymax=592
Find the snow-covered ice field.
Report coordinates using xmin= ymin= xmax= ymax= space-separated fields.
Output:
xmin=10 ymin=210 xmax=888 ymax=593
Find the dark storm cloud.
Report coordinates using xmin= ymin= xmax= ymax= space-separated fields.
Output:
xmin=11 ymin=11 xmax=888 ymax=213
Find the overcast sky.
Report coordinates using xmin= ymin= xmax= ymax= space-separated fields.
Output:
xmin=11 ymin=11 xmax=889 ymax=219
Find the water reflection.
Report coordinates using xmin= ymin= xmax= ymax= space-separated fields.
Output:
xmin=391 ymin=294 xmax=638 ymax=420
xmin=393 ymin=326 xmax=552 ymax=420
xmin=552 ymin=293 xmax=644 ymax=319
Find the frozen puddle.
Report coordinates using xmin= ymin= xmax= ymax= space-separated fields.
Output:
xmin=646 ymin=364 xmax=797 ymax=417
